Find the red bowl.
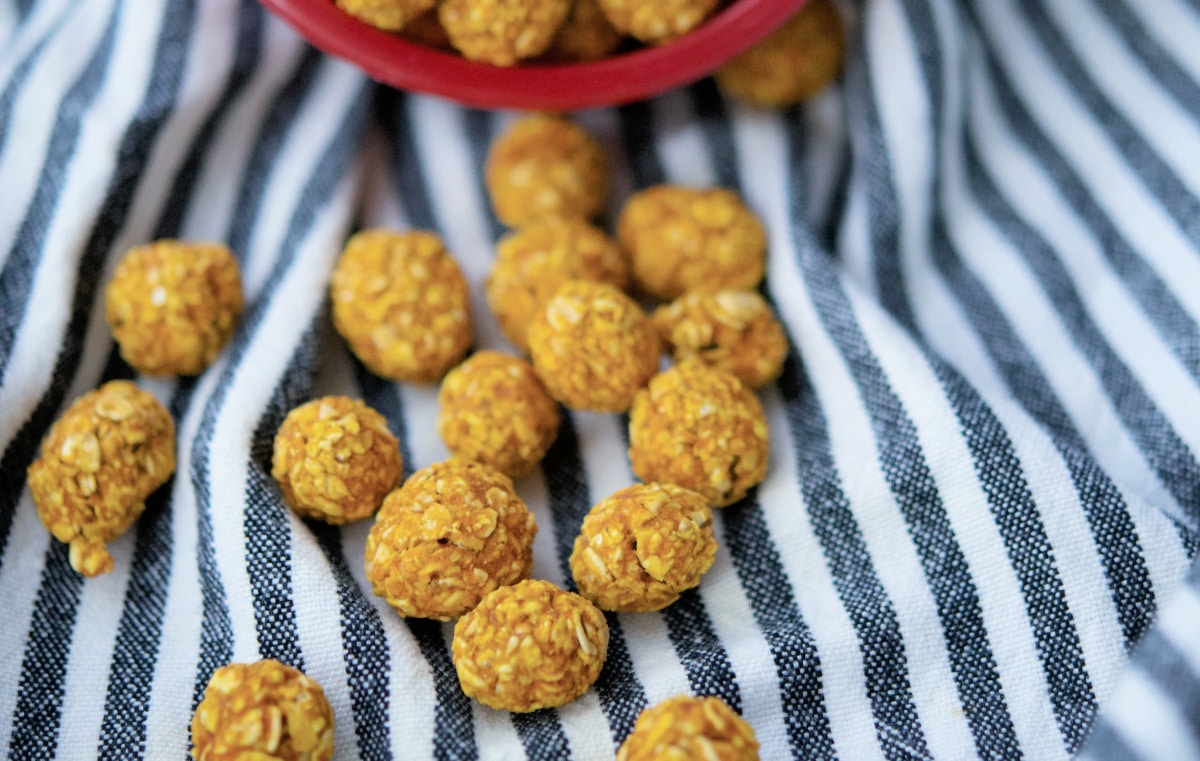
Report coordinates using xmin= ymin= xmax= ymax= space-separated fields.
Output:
xmin=259 ymin=0 xmax=808 ymax=110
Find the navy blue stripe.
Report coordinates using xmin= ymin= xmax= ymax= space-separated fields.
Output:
xmin=312 ymin=524 xmax=393 ymax=761
xmin=378 ymin=90 xmax=436 ymax=232
xmin=617 ymin=101 xmax=667 ymax=188
xmin=685 ymin=79 xmax=742 ymax=191
xmin=785 ymin=117 xmax=1023 ymax=760
xmin=543 ymin=415 xmax=647 ymax=746
xmin=1097 ymin=0 xmax=1200 ymax=121
xmin=962 ymin=1 xmax=1200 ymax=386
xmin=511 ymin=713 xmax=572 ymax=761
xmin=0 ymin=0 xmax=78 ymax=161
xmin=0 ymin=0 xmax=122 ymax=381
xmin=354 ymin=361 xmax=479 ymax=760
xmin=659 ymin=590 xmax=742 ymax=711
xmin=1081 ymin=721 xmax=1143 ymax=761
xmin=928 ymin=193 xmax=1158 ymax=650
xmin=778 ymin=349 xmax=933 ymax=760
xmin=153 ymin=1 xmax=264 ymax=240
xmin=717 ymin=504 xmax=836 ymax=761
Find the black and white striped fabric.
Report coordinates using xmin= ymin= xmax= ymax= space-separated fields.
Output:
xmin=2 ymin=0 xmax=1199 ymax=758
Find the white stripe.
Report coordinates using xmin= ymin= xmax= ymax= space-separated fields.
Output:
xmin=0 ymin=502 xmax=51 ymax=751
xmin=802 ymin=85 xmax=848 ymax=231
xmin=652 ymin=87 xmax=712 ymax=188
xmin=1121 ymin=0 xmax=1200 ymax=84
xmin=836 ymin=55 xmax=878 ymax=299
xmin=1157 ymin=584 xmax=1200 ymax=672
xmin=0 ymin=0 xmax=73 ymax=107
xmin=0 ymin=1 xmax=16 ymax=47
xmin=1102 ymin=668 xmax=1200 ymax=761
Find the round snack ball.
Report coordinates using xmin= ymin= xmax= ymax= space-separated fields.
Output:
xmin=542 ymin=0 xmax=622 ymax=62
xmin=452 ymin=579 xmax=609 ymax=712
xmin=629 ymin=360 xmax=768 ymax=507
xmin=437 ymin=351 xmax=561 ymax=478
xmin=596 ymin=0 xmax=719 ymax=45
xmin=486 ymin=114 xmax=609 ymax=227
xmin=486 ymin=217 xmax=629 ymax=353
xmin=527 ymin=280 xmax=659 ymax=413
xmin=26 ymin=381 xmax=175 ymax=577
xmin=330 ymin=229 xmax=471 ymax=384
xmin=271 ymin=396 xmax=403 ymax=524
xmin=439 ymin=0 xmax=570 ymax=66
xmin=715 ymin=0 xmax=845 ymax=109
xmin=617 ymin=695 xmax=760 ymax=761
xmin=191 ymin=659 xmax=335 ymax=761
xmin=570 ymin=483 xmax=716 ymax=612
xmin=618 ymin=185 xmax=766 ymax=301
xmin=105 ymin=240 xmax=243 ymax=377
xmin=365 ymin=459 xmax=537 ymax=621
xmin=653 ymin=289 xmax=787 ymax=389
xmin=335 ymin=0 xmax=435 ymax=31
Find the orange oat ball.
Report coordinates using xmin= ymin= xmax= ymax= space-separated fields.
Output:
xmin=629 ymin=360 xmax=768 ymax=507
xmin=26 ymin=381 xmax=175 ymax=577
xmin=191 ymin=659 xmax=335 ymax=761
xmin=596 ymin=0 xmax=719 ymax=45
xmin=335 ymin=0 xmax=435 ymax=31
xmin=486 ymin=217 xmax=628 ymax=353
xmin=570 ymin=483 xmax=716 ymax=612
xmin=452 ymin=579 xmax=609 ymax=712
xmin=653 ymin=290 xmax=787 ymax=389
xmin=437 ymin=351 xmax=560 ymax=478
xmin=271 ymin=396 xmax=403 ymax=524
xmin=104 ymin=240 xmax=242 ymax=377
xmin=542 ymin=0 xmax=622 ymax=62
xmin=619 ymin=185 xmax=767 ymax=302
xmin=527 ymin=280 xmax=659 ymax=413
xmin=330 ymin=229 xmax=471 ymax=384
xmin=364 ymin=459 xmax=537 ymax=621
xmin=617 ymin=695 xmax=760 ymax=761
xmin=439 ymin=0 xmax=570 ymax=66
xmin=715 ymin=0 xmax=845 ymax=109
xmin=486 ymin=114 xmax=609 ymax=227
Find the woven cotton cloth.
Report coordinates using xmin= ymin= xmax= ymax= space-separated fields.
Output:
xmin=2 ymin=0 xmax=1200 ymax=758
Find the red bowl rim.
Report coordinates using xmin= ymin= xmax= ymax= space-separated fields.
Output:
xmin=259 ymin=0 xmax=809 ymax=110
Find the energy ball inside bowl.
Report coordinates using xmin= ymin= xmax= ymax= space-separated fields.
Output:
xmin=617 ymin=695 xmax=760 ymax=761
xmin=570 ymin=483 xmax=716 ymax=612
xmin=437 ymin=351 xmax=561 ymax=478
xmin=26 ymin=381 xmax=175 ymax=578
xmin=330 ymin=229 xmax=471 ymax=384
xmin=596 ymin=0 xmax=721 ymax=45
xmin=271 ymin=396 xmax=403 ymax=524
xmin=715 ymin=0 xmax=845 ymax=109
xmin=364 ymin=459 xmax=537 ymax=621
xmin=336 ymin=0 xmax=435 ymax=32
xmin=542 ymin=0 xmax=622 ymax=62
xmin=629 ymin=360 xmax=768 ymax=507
xmin=439 ymin=0 xmax=571 ymax=66
xmin=105 ymin=240 xmax=242 ymax=377
xmin=191 ymin=660 xmax=335 ymax=761
xmin=452 ymin=579 xmax=609 ymax=712
xmin=653 ymin=289 xmax=788 ymax=389
xmin=528 ymin=280 xmax=659 ymax=413
xmin=486 ymin=217 xmax=629 ymax=353
xmin=486 ymin=114 xmax=609 ymax=227
xmin=618 ymin=185 xmax=766 ymax=301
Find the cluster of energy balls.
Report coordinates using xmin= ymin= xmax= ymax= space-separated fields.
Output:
xmin=334 ymin=0 xmax=846 ymax=111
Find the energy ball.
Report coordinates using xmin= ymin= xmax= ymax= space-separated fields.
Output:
xmin=330 ymin=229 xmax=471 ymax=384
xmin=26 ymin=381 xmax=175 ymax=577
xmin=271 ymin=396 xmax=403 ymax=524
xmin=437 ymin=351 xmax=561 ymax=478
xmin=191 ymin=659 xmax=335 ymax=761
xmin=486 ymin=114 xmax=609 ymax=227
xmin=653 ymin=289 xmax=787 ymax=389
xmin=715 ymin=0 xmax=845 ymax=109
xmin=628 ymin=360 xmax=768 ymax=507
xmin=439 ymin=0 xmax=571 ymax=66
xmin=365 ymin=459 xmax=537 ymax=621
xmin=618 ymin=185 xmax=766 ymax=301
xmin=527 ymin=280 xmax=659 ymax=413
xmin=570 ymin=483 xmax=716 ymax=612
xmin=617 ymin=695 xmax=760 ymax=761
xmin=105 ymin=240 xmax=242 ymax=377
xmin=335 ymin=0 xmax=435 ymax=31
xmin=452 ymin=578 xmax=609 ymax=712
xmin=542 ymin=0 xmax=622 ymax=62
xmin=596 ymin=0 xmax=719 ymax=45
xmin=486 ymin=217 xmax=628 ymax=353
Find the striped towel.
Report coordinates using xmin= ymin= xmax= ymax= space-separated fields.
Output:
xmin=2 ymin=0 xmax=1199 ymax=758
